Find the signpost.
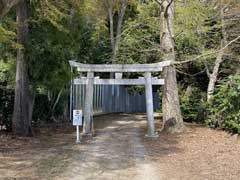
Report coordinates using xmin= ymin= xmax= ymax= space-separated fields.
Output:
xmin=73 ymin=110 xmax=82 ymax=143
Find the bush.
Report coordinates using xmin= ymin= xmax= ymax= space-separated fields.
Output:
xmin=0 ymin=60 xmax=15 ymax=131
xmin=0 ymin=84 xmax=14 ymax=131
xmin=32 ymin=91 xmax=67 ymax=126
xmin=206 ymin=75 xmax=240 ymax=134
xmin=180 ymin=86 xmax=206 ymax=123
xmin=32 ymin=94 xmax=51 ymax=126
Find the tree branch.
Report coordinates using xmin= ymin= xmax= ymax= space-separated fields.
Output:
xmin=176 ymin=68 xmax=207 ymax=77
xmin=173 ymin=35 xmax=240 ymax=65
xmin=52 ymin=88 xmax=63 ymax=113
xmin=204 ymin=61 xmax=211 ymax=78
xmin=0 ymin=0 xmax=23 ymax=18
xmin=164 ymin=0 xmax=174 ymax=18
xmin=154 ymin=0 xmax=163 ymax=5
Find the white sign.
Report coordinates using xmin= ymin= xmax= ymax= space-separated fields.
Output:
xmin=73 ymin=110 xmax=82 ymax=126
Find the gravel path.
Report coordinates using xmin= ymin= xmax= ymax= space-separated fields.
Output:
xmin=56 ymin=114 xmax=161 ymax=180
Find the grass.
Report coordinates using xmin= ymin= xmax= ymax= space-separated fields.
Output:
xmin=36 ymin=145 xmax=76 ymax=180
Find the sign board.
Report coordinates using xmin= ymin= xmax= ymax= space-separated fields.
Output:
xmin=73 ymin=110 xmax=82 ymax=126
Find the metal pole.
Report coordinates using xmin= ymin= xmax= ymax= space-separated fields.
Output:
xmin=76 ymin=125 xmax=80 ymax=143
xmin=70 ymin=67 xmax=73 ymax=121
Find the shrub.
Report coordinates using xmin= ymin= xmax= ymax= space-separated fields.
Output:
xmin=0 ymin=84 xmax=14 ymax=131
xmin=32 ymin=91 xmax=66 ymax=126
xmin=180 ymin=86 xmax=206 ymax=123
xmin=32 ymin=94 xmax=51 ymax=126
xmin=206 ymin=75 xmax=240 ymax=134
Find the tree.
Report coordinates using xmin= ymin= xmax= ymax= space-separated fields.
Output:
xmin=206 ymin=0 xmax=240 ymax=103
xmin=118 ymin=1 xmax=161 ymax=64
xmin=205 ymin=0 xmax=226 ymax=103
xmin=156 ymin=0 xmax=184 ymax=132
xmin=1 ymin=0 xmax=74 ymax=135
xmin=12 ymin=0 xmax=31 ymax=136
xmin=107 ymin=0 xmax=128 ymax=64
xmin=91 ymin=0 xmax=129 ymax=64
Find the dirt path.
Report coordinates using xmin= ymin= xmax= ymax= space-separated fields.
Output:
xmin=56 ymin=114 xmax=161 ymax=180
xmin=1 ymin=113 xmax=240 ymax=180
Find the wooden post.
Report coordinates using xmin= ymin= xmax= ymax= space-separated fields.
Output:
xmin=144 ymin=72 xmax=158 ymax=137
xmin=83 ymin=71 xmax=94 ymax=135
xmin=70 ymin=67 xmax=73 ymax=121
xmin=115 ymin=73 xmax=122 ymax=112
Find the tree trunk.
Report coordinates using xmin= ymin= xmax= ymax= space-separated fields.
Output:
xmin=108 ymin=0 xmax=127 ymax=64
xmin=28 ymin=91 xmax=35 ymax=125
xmin=112 ymin=1 xmax=127 ymax=63
xmin=207 ymin=45 xmax=224 ymax=103
xmin=236 ymin=67 xmax=240 ymax=75
xmin=207 ymin=1 xmax=226 ymax=104
xmin=63 ymin=89 xmax=69 ymax=122
xmin=160 ymin=0 xmax=184 ymax=133
xmin=108 ymin=4 xmax=115 ymax=55
xmin=12 ymin=0 xmax=32 ymax=136
xmin=108 ymin=0 xmax=127 ymax=79
xmin=52 ymin=88 xmax=63 ymax=114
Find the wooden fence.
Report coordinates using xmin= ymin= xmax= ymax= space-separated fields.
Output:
xmin=72 ymin=84 xmax=160 ymax=115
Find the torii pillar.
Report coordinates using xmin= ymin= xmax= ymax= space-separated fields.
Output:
xmin=83 ymin=72 xmax=94 ymax=135
xmin=144 ymin=72 xmax=158 ymax=137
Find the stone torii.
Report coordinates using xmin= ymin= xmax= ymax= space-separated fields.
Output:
xmin=69 ymin=61 xmax=171 ymax=138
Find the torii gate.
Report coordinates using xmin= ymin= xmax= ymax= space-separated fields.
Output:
xmin=69 ymin=61 xmax=171 ymax=138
